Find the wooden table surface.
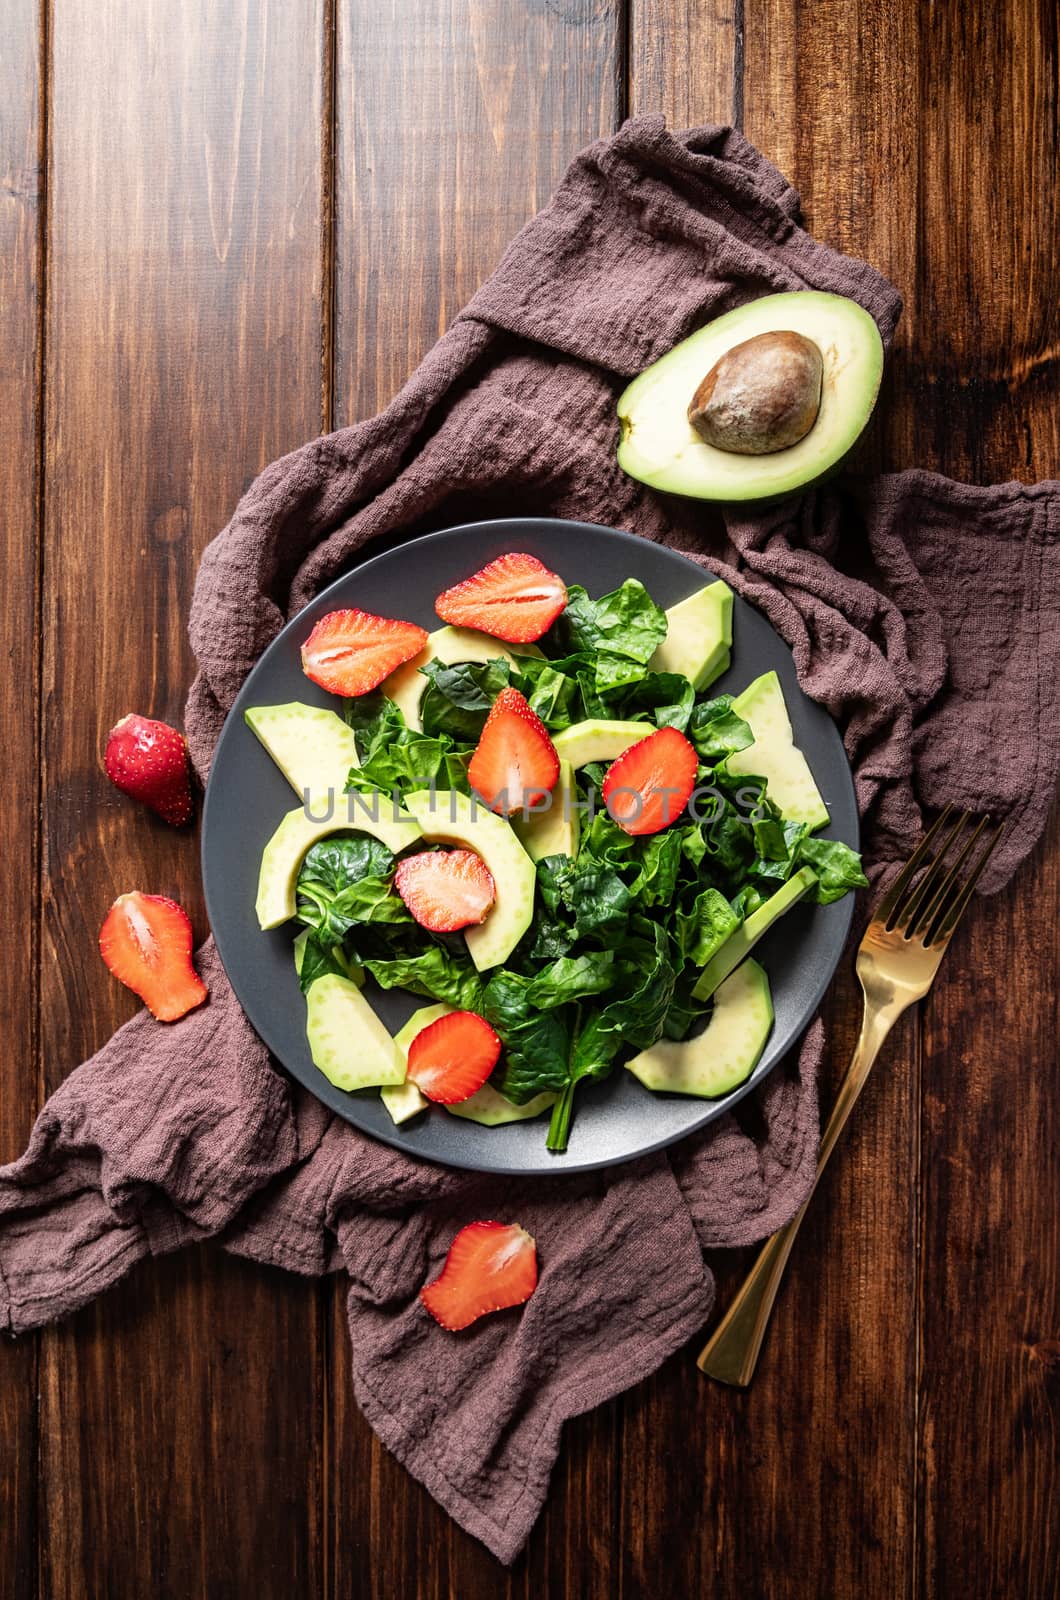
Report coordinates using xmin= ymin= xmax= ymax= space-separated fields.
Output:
xmin=2 ymin=2 xmax=1057 ymax=1596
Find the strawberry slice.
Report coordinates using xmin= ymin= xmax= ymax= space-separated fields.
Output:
xmin=467 ymin=686 xmax=560 ymax=815
xmin=104 ymin=714 xmax=193 ymax=826
xmin=99 ymin=892 xmax=208 ymax=1021
xmin=602 ymin=725 xmax=698 ymax=835
xmin=434 ymin=552 xmax=568 ymax=643
xmin=301 ymin=609 xmax=428 ymax=697
xmin=405 ymin=1010 xmax=501 ymax=1104
xmin=394 ymin=849 xmax=495 ymax=932
xmin=420 ymin=1220 xmax=538 ymax=1332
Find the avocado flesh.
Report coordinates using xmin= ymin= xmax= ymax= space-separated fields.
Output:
xmin=513 ymin=758 xmax=580 ymax=861
xmin=725 ymin=670 xmax=829 ymax=828
xmin=650 ymin=580 xmax=733 ymax=690
xmin=381 ymin=627 xmax=542 ymax=731
xmin=447 ymin=1082 xmax=558 ymax=1126
xmin=305 ymin=972 xmax=406 ymax=1092
xmin=617 ymin=291 xmax=884 ymax=503
xmin=551 ymin=719 xmax=647 ymax=768
xmin=691 ymin=866 xmax=817 ymax=1002
xmin=403 ymin=790 xmax=536 ymax=971
xmin=626 ymin=958 xmax=773 ymax=1097
xmin=380 ymin=1003 xmax=451 ymax=1124
xmin=255 ymin=795 xmax=421 ymax=929
xmin=245 ymin=702 xmax=360 ymax=799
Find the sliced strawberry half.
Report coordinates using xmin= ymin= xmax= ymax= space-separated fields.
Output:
xmin=405 ymin=1011 xmax=501 ymax=1104
xmin=602 ymin=725 xmax=698 ymax=836
xmin=99 ymin=892 xmax=208 ymax=1022
xmin=394 ymin=849 xmax=496 ymax=932
xmin=420 ymin=1220 xmax=538 ymax=1332
xmin=434 ymin=552 xmax=568 ymax=643
xmin=301 ymin=609 xmax=428 ymax=697
xmin=467 ymin=686 xmax=560 ymax=815
xmin=104 ymin=713 xmax=193 ymax=826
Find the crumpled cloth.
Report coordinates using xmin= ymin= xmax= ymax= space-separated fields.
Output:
xmin=2 ymin=117 xmax=1058 ymax=1565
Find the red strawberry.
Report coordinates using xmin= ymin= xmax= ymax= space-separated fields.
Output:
xmin=405 ymin=1010 xmax=501 ymax=1104
xmin=104 ymin=714 xmax=193 ymax=826
xmin=394 ymin=849 xmax=496 ymax=932
xmin=301 ymin=609 xmax=428 ymax=697
xmin=434 ymin=552 xmax=568 ymax=643
xmin=99 ymin=892 xmax=208 ymax=1021
xmin=467 ymin=687 xmax=560 ymax=815
xmin=602 ymin=725 xmax=698 ymax=836
xmin=420 ymin=1220 xmax=538 ymax=1332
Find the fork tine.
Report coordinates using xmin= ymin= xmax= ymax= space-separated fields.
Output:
xmin=924 ymin=820 xmax=1006 ymax=946
xmin=908 ymin=814 xmax=989 ymax=940
xmin=894 ymin=809 xmax=972 ymax=932
xmin=875 ymin=804 xmax=954 ymax=927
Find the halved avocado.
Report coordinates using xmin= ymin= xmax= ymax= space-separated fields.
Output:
xmin=245 ymin=702 xmax=360 ymax=798
xmin=255 ymin=794 xmax=421 ymax=930
xmin=513 ymin=758 xmax=580 ymax=862
xmin=650 ymin=580 xmax=733 ymax=690
xmin=617 ymin=292 xmax=883 ymax=503
xmin=381 ymin=627 xmax=542 ymax=731
xmin=306 ymin=972 xmax=406 ymax=1092
xmin=725 ymin=670 xmax=829 ymax=829
xmin=692 ymin=865 xmax=816 ymax=1002
xmin=402 ymin=790 xmax=536 ymax=971
xmin=551 ymin=719 xmax=647 ymax=768
xmin=626 ymin=958 xmax=773 ymax=1097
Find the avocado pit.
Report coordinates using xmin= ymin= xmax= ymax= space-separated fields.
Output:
xmin=688 ymin=329 xmax=824 ymax=455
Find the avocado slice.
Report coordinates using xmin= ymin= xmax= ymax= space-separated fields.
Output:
xmin=402 ymin=790 xmax=536 ymax=971
xmin=513 ymin=758 xmax=580 ymax=862
xmin=305 ymin=972 xmax=406 ymax=1091
xmin=627 ymin=959 xmax=773 ymax=1097
xmin=617 ymin=291 xmax=883 ymax=503
xmin=245 ymin=702 xmax=360 ymax=798
xmin=255 ymin=794 xmax=421 ymax=930
xmin=380 ymin=1003 xmax=449 ymax=1125
xmin=650 ymin=580 xmax=733 ymax=690
xmin=447 ymin=1081 xmax=558 ymax=1126
xmin=551 ymin=719 xmax=647 ymax=768
xmin=725 ymin=670 xmax=829 ymax=828
xmin=381 ymin=627 xmax=542 ymax=731
xmin=691 ymin=865 xmax=817 ymax=1002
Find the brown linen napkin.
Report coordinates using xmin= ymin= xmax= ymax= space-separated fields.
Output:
xmin=2 ymin=118 xmax=1059 ymax=1565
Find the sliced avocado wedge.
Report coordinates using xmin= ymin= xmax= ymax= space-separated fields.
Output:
xmin=650 ymin=580 xmax=733 ymax=691
xmin=513 ymin=758 xmax=579 ymax=862
xmin=725 ymin=670 xmax=829 ymax=828
xmin=692 ymin=866 xmax=816 ymax=1002
xmin=245 ymin=702 xmax=360 ymax=798
xmin=551 ymin=719 xmax=647 ymax=768
xmin=403 ymin=790 xmax=535 ymax=971
xmin=447 ymin=1082 xmax=558 ymax=1126
xmin=627 ymin=958 xmax=773 ymax=1097
xmin=255 ymin=794 xmax=421 ymax=929
xmin=380 ymin=1003 xmax=451 ymax=1125
xmin=306 ymin=973 xmax=405 ymax=1091
xmin=617 ymin=291 xmax=884 ymax=503
xmin=381 ymin=627 xmax=542 ymax=731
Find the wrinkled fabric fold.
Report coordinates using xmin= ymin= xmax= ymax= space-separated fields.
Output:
xmin=2 ymin=117 xmax=1058 ymax=1565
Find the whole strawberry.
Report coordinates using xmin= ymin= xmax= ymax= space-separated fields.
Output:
xmin=104 ymin=714 xmax=193 ymax=826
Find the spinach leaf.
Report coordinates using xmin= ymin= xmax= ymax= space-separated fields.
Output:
xmin=525 ymin=951 xmax=616 ymax=1010
xmin=419 ymin=657 xmax=510 ymax=742
xmin=293 ymin=928 xmax=353 ymax=994
xmin=556 ymin=580 xmax=667 ymax=693
xmin=675 ymin=887 xmax=741 ymax=966
xmin=628 ymin=830 xmax=684 ymax=907
xmin=688 ymin=695 xmax=754 ymax=761
xmin=796 ymin=836 xmax=870 ymax=903
xmin=296 ymin=835 xmax=409 ymax=941
xmin=607 ymin=671 xmax=696 ymax=733
xmin=360 ymin=941 xmax=485 ymax=1010
xmin=484 ymin=972 xmax=572 ymax=1103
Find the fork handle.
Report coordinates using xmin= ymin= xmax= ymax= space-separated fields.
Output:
xmin=696 ymin=1005 xmax=897 ymax=1387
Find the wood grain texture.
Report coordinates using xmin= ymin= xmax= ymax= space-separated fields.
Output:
xmin=629 ymin=0 xmax=737 ymax=126
xmin=0 ymin=6 xmax=43 ymax=1596
xmin=35 ymin=2 xmax=328 ymax=1595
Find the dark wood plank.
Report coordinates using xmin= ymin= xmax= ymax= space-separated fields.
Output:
xmin=329 ymin=3 xmax=624 ymax=1591
xmin=911 ymin=7 xmax=1059 ymax=1595
xmin=36 ymin=3 xmax=329 ymax=1595
xmin=619 ymin=3 xmax=922 ymax=1596
xmin=0 ymin=3 xmax=43 ymax=1595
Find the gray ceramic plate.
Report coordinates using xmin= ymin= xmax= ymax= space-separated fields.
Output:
xmin=202 ymin=518 xmax=857 ymax=1176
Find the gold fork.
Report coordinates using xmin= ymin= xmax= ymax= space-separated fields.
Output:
xmin=697 ymin=806 xmax=1005 ymax=1388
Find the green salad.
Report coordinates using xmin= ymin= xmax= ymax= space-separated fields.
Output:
xmin=249 ymin=566 xmax=866 ymax=1153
